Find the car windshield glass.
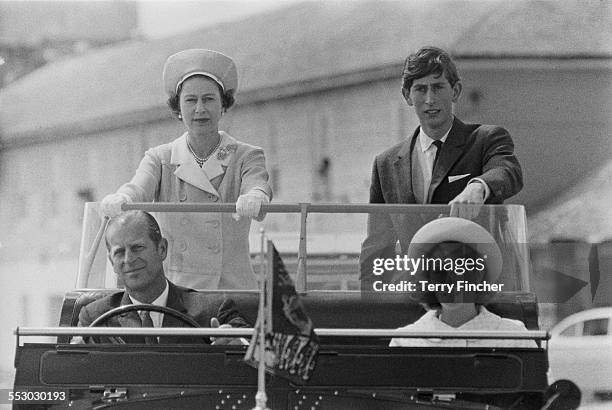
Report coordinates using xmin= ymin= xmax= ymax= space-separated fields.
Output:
xmin=78 ymin=203 xmax=530 ymax=291
xmin=74 ymin=203 xmax=543 ymax=346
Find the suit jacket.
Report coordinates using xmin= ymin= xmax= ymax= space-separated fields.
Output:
xmin=77 ymin=281 xmax=249 ymax=344
xmin=117 ymin=131 xmax=272 ymax=290
xmin=359 ymin=117 xmax=523 ymax=285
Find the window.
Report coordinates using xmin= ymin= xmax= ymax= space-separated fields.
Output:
xmin=560 ymin=324 xmax=579 ymax=337
xmin=582 ymin=318 xmax=609 ymax=336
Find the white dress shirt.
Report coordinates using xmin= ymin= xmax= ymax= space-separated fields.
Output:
xmin=415 ymin=128 xmax=450 ymax=203
xmin=130 ymin=280 xmax=170 ymax=328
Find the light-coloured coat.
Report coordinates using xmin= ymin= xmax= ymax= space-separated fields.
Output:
xmin=117 ymin=131 xmax=272 ymax=289
xmin=389 ymin=306 xmax=537 ymax=348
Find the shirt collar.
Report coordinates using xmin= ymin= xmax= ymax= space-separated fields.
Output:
xmin=130 ymin=280 xmax=170 ymax=308
xmin=170 ymin=132 xmax=189 ymax=165
xmin=417 ymin=125 xmax=451 ymax=153
xmin=431 ymin=306 xmax=498 ymax=330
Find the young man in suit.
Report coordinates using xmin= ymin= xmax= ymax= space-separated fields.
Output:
xmin=360 ymin=46 xmax=523 ymax=290
xmin=76 ymin=210 xmax=249 ymax=344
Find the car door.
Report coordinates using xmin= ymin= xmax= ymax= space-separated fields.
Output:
xmin=549 ymin=313 xmax=612 ymax=402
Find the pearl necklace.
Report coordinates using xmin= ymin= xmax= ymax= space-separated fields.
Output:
xmin=187 ymin=137 xmax=221 ymax=167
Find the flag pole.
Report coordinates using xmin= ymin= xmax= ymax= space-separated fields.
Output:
xmin=253 ymin=228 xmax=269 ymax=410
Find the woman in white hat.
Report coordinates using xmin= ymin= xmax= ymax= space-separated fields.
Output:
xmin=100 ymin=49 xmax=272 ymax=290
xmin=389 ymin=217 xmax=536 ymax=347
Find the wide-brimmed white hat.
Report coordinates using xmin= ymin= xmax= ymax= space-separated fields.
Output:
xmin=406 ymin=217 xmax=502 ymax=282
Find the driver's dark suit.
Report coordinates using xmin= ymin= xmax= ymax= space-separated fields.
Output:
xmin=77 ymin=280 xmax=249 ymax=344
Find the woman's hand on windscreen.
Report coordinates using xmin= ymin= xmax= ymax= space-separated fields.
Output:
xmin=233 ymin=191 xmax=269 ymax=221
xmin=100 ymin=193 xmax=131 ymax=218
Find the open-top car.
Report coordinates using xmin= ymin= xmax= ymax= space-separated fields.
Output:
xmin=12 ymin=203 xmax=578 ymax=409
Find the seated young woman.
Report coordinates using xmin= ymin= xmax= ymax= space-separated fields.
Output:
xmin=389 ymin=217 xmax=536 ymax=348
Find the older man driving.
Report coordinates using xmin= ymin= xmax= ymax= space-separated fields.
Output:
xmin=75 ymin=210 xmax=248 ymax=344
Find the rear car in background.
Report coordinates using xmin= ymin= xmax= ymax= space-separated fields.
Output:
xmin=548 ymin=307 xmax=612 ymax=405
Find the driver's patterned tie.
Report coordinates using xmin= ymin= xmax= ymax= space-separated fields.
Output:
xmin=139 ymin=311 xmax=158 ymax=344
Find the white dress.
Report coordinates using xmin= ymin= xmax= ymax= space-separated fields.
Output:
xmin=389 ymin=306 xmax=537 ymax=348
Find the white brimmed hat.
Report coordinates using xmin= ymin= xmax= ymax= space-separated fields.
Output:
xmin=162 ymin=49 xmax=238 ymax=97
xmin=406 ymin=217 xmax=502 ymax=282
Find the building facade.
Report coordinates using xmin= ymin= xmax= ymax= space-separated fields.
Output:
xmin=0 ymin=1 xmax=138 ymax=87
xmin=0 ymin=2 xmax=610 ymax=380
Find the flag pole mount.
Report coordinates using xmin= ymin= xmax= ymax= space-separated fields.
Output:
xmin=253 ymin=391 xmax=268 ymax=410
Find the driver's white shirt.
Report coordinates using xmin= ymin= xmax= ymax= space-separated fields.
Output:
xmin=129 ymin=281 xmax=169 ymax=328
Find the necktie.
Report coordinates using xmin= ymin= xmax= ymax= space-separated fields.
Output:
xmin=432 ymin=140 xmax=443 ymax=173
xmin=139 ymin=311 xmax=158 ymax=344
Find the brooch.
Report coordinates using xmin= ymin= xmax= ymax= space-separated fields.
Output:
xmin=216 ymin=144 xmax=237 ymax=160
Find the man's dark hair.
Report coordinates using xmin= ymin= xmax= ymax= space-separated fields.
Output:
xmin=105 ymin=210 xmax=163 ymax=250
xmin=401 ymin=46 xmax=460 ymax=94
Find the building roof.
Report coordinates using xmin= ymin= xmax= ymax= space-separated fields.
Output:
xmin=528 ymin=160 xmax=612 ymax=243
xmin=0 ymin=1 xmax=137 ymax=46
xmin=1 ymin=0 xmax=610 ymax=139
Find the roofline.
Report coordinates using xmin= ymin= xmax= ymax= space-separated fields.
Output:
xmin=458 ymin=54 xmax=612 ymax=61
xmin=1 ymin=56 xmax=610 ymax=150
xmin=457 ymin=56 xmax=612 ymax=70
